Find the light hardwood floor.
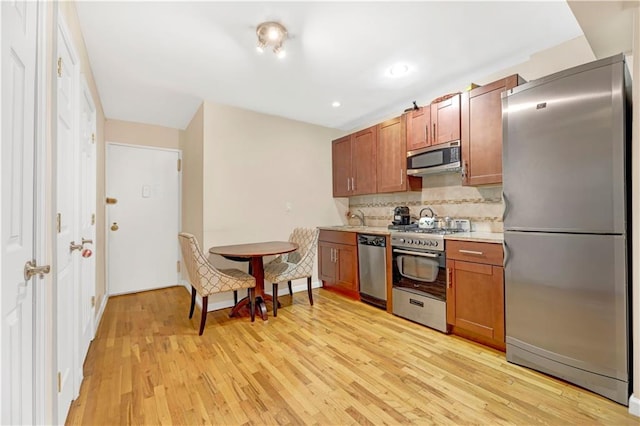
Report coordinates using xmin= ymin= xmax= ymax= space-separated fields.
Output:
xmin=66 ymin=286 xmax=635 ymax=425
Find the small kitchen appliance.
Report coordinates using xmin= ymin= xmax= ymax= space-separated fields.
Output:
xmin=392 ymin=206 xmax=411 ymax=225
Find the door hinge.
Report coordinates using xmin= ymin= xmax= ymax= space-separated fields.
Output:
xmin=177 ymin=261 xmax=181 ymax=273
xmin=57 ymin=57 xmax=62 ymax=77
xmin=56 ymin=213 xmax=61 ymax=233
xmin=91 ymin=133 xmax=95 ymax=143
xmin=57 ymin=372 xmax=61 ymax=393
xmin=91 ymin=213 xmax=96 ymax=225
xmin=177 ymin=159 xmax=182 ymax=172
xmin=91 ymin=296 xmax=96 ymax=308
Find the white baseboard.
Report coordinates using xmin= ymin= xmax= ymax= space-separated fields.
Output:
xmin=629 ymin=393 xmax=640 ymax=417
xmin=94 ymin=293 xmax=109 ymax=334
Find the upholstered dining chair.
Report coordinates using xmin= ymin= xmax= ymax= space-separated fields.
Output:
xmin=178 ymin=232 xmax=256 ymax=335
xmin=264 ymin=228 xmax=319 ymax=316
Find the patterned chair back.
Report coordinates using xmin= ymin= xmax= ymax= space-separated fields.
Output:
xmin=178 ymin=232 xmax=255 ymax=297
xmin=288 ymin=228 xmax=319 ymax=269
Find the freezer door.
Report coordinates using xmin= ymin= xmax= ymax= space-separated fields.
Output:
xmin=504 ymin=231 xmax=628 ymax=382
xmin=502 ymin=61 xmax=626 ymax=233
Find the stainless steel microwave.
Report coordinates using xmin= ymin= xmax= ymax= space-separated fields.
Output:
xmin=406 ymin=141 xmax=461 ymax=176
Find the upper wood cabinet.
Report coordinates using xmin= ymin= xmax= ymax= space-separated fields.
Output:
xmin=431 ymin=93 xmax=461 ymax=146
xmin=352 ymin=126 xmax=377 ymax=195
xmin=377 ymin=116 xmax=421 ymax=193
xmin=331 ymin=127 xmax=377 ymax=197
xmin=406 ymin=107 xmax=431 ymax=152
xmin=332 ymin=135 xmax=352 ymax=197
xmin=461 ymin=74 xmax=524 ymax=186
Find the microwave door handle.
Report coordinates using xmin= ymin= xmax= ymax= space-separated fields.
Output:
xmin=393 ymin=249 xmax=438 ymax=258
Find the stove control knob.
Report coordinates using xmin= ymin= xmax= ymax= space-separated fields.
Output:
xmin=405 ymin=239 xmax=412 ymax=244
xmin=399 ymin=238 xmax=405 ymax=243
xmin=420 ymin=241 xmax=426 ymax=245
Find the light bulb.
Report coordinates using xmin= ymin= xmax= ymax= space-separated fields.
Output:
xmin=268 ymin=27 xmax=280 ymax=41
xmin=276 ymin=49 xmax=286 ymax=59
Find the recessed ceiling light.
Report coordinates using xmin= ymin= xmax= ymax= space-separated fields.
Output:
xmin=388 ymin=63 xmax=410 ymax=77
xmin=332 ymin=101 xmax=341 ymax=108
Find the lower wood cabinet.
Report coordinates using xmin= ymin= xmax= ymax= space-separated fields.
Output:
xmin=318 ymin=230 xmax=359 ymax=299
xmin=446 ymin=240 xmax=505 ymax=350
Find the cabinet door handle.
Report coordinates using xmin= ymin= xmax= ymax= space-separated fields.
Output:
xmin=347 ymin=178 xmax=350 ymax=191
xmin=433 ymin=123 xmax=436 ymax=143
xmin=461 ymin=160 xmax=467 ymax=181
xmin=400 ymin=168 xmax=403 ymax=186
xmin=351 ymin=177 xmax=355 ymax=191
xmin=459 ymin=249 xmax=484 ymax=255
xmin=447 ymin=268 xmax=452 ymax=289
xmin=425 ymin=124 xmax=428 ymax=143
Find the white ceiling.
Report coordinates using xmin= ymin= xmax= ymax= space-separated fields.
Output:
xmin=75 ymin=1 xmax=585 ymax=131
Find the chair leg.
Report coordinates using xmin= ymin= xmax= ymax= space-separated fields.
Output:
xmin=249 ymin=288 xmax=255 ymax=322
xmin=272 ymin=283 xmax=279 ymax=317
xmin=233 ymin=290 xmax=238 ymax=305
xmin=189 ymin=286 xmax=197 ymax=319
xmin=307 ymin=276 xmax=313 ymax=306
xmin=199 ymin=296 xmax=208 ymax=336
xmin=288 ymin=280 xmax=293 ymax=296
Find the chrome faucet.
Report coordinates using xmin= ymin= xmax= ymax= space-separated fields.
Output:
xmin=350 ymin=209 xmax=365 ymax=226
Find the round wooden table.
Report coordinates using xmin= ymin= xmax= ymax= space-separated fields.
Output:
xmin=209 ymin=241 xmax=298 ymax=320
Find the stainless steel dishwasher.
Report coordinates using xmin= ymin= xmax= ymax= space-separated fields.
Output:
xmin=357 ymin=234 xmax=387 ymax=309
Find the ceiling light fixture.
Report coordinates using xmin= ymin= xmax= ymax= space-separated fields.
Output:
xmin=388 ymin=63 xmax=410 ymax=77
xmin=256 ymin=21 xmax=288 ymax=58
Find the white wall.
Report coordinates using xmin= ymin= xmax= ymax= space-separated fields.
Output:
xmin=197 ymin=101 xmax=343 ymax=306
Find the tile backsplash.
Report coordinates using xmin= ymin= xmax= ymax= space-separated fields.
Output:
xmin=347 ymin=173 xmax=504 ymax=232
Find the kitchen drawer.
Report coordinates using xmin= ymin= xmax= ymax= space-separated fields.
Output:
xmin=319 ymin=230 xmax=357 ymax=245
xmin=446 ymin=240 xmax=503 ymax=266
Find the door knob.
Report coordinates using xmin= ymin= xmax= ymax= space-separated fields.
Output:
xmin=24 ymin=260 xmax=51 ymax=281
xmin=111 ymin=222 xmax=119 ymax=231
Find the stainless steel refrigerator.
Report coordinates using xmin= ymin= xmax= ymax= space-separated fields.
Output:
xmin=502 ymin=54 xmax=631 ymax=405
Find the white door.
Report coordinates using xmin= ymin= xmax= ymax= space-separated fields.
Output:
xmin=107 ymin=144 xmax=181 ymax=295
xmin=1 ymin=1 xmax=38 ymax=424
xmin=56 ymin=18 xmax=79 ymax=424
xmin=77 ymin=77 xmax=96 ymax=381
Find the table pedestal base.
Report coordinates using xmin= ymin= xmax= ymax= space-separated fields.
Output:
xmin=230 ymin=294 xmax=281 ymax=321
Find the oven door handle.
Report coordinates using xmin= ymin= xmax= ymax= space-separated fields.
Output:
xmin=393 ymin=248 xmax=439 ymax=258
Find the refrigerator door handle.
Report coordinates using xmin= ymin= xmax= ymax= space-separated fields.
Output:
xmin=503 ymin=241 xmax=510 ymax=267
xmin=502 ymin=191 xmax=510 ymax=223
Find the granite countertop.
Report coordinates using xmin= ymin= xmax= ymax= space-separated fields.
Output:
xmin=317 ymin=225 xmax=504 ymax=243
xmin=317 ymin=225 xmax=392 ymax=236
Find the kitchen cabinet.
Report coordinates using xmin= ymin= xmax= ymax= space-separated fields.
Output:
xmin=446 ymin=240 xmax=504 ymax=351
xmin=431 ymin=93 xmax=461 ymax=146
xmin=331 ymin=127 xmax=377 ymax=197
xmin=461 ymin=74 xmax=524 ymax=186
xmin=405 ymin=106 xmax=431 ymax=152
xmin=377 ymin=116 xmax=421 ymax=193
xmin=318 ymin=230 xmax=359 ymax=299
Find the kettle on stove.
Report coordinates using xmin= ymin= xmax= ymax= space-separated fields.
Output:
xmin=392 ymin=206 xmax=411 ymax=225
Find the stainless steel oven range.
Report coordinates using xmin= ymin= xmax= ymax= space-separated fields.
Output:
xmin=390 ymin=220 xmax=470 ymax=333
